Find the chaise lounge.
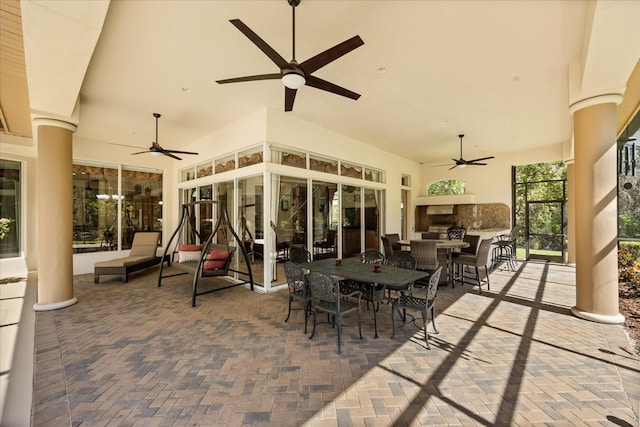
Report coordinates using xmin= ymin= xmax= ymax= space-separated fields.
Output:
xmin=94 ymin=231 xmax=164 ymax=283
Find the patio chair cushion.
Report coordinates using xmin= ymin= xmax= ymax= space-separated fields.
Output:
xmin=204 ymin=249 xmax=231 ymax=270
xmin=178 ymin=244 xmax=202 ymax=263
xmin=129 ymin=232 xmax=161 ymax=257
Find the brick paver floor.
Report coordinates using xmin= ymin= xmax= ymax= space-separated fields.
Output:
xmin=32 ymin=261 xmax=639 ymax=426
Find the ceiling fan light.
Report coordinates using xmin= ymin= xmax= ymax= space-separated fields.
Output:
xmin=282 ymin=70 xmax=306 ymax=89
xmin=458 ymin=164 xmax=466 ymax=168
xmin=151 ymin=151 xmax=163 ymax=157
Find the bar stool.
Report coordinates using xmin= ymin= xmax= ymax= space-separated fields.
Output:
xmin=491 ymin=229 xmax=517 ymax=271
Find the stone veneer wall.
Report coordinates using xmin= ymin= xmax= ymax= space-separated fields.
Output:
xmin=415 ymin=203 xmax=510 ymax=231
xmin=456 ymin=203 xmax=510 ymax=230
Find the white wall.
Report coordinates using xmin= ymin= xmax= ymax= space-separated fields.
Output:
xmin=421 ymin=142 xmax=564 ymax=207
xmin=265 ymin=109 xmax=422 ymax=236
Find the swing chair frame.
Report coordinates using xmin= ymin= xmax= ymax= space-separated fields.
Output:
xmin=158 ymin=200 xmax=254 ymax=306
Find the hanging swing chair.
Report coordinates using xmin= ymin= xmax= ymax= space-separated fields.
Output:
xmin=158 ymin=200 xmax=254 ymax=306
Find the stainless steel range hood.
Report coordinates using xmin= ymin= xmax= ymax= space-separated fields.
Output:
xmin=426 ymin=205 xmax=455 ymax=215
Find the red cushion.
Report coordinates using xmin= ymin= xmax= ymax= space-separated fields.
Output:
xmin=179 ymin=243 xmax=201 ymax=252
xmin=204 ymin=249 xmax=230 ymax=270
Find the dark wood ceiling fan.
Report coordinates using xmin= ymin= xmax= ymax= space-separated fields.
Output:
xmin=110 ymin=113 xmax=198 ymax=160
xmin=449 ymin=134 xmax=495 ymax=170
xmin=216 ymin=0 xmax=364 ymax=112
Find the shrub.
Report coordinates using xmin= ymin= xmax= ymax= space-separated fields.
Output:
xmin=618 ymin=248 xmax=640 ymax=296
xmin=620 ymin=241 xmax=640 ymax=264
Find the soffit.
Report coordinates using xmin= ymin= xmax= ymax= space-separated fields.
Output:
xmin=0 ymin=0 xmax=31 ymax=137
xmin=617 ymin=59 xmax=640 ymax=136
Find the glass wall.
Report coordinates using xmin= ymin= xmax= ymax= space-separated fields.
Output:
xmin=72 ymin=163 xmax=163 ymax=253
xmin=342 ymin=184 xmax=362 ymax=257
xmin=238 ymin=176 xmax=264 ymax=286
xmin=0 ymin=159 xmax=21 ymax=258
xmin=121 ymin=167 xmax=163 ymax=250
xmin=72 ymin=163 xmax=119 ymax=253
xmin=364 ymin=188 xmax=381 ymax=250
xmin=311 ymin=181 xmax=338 ymax=259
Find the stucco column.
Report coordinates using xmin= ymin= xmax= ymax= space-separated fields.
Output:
xmin=33 ymin=119 xmax=78 ymax=311
xmin=565 ymin=160 xmax=576 ymax=265
xmin=569 ymin=96 xmax=623 ymax=324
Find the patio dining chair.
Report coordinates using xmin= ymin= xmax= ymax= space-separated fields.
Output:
xmin=384 ymin=233 xmax=403 ymax=251
xmin=284 ymin=261 xmax=312 ymax=334
xmin=410 ymin=239 xmax=439 ymax=288
xmin=392 ymin=266 xmax=443 ymax=349
xmin=307 ymin=270 xmax=363 ymax=354
xmin=385 ymin=251 xmax=417 ymax=298
xmin=381 ymin=236 xmax=394 ymax=256
xmin=453 ymin=238 xmax=493 ymax=293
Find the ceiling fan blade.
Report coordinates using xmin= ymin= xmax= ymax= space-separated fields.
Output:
xmin=163 ymin=149 xmax=199 ymax=155
xmin=448 ymin=164 xmax=459 ymax=170
xmin=299 ymin=35 xmax=364 ymax=75
xmin=131 ymin=151 xmax=151 ymax=155
xmin=467 ymin=156 xmax=495 ymax=163
xmin=163 ymin=152 xmax=182 ymax=161
xmin=109 ymin=142 xmax=146 ymax=149
xmin=306 ymin=75 xmax=360 ymax=100
xmin=467 ymin=162 xmax=488 ymax=166
xmin=285 ymin=87 xmax=297 ymax=112
xmin=229 ymin=19 xmax=290 ymax=70
xmin=216 ymin=73 xmax=281 ymax=84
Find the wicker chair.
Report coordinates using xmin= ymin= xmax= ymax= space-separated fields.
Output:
xmin=409 ymin=239 xmax=439 ymax=288
xmin=392 ymin=267 xmax=443 ymax=349
xmin=284 ymin=261 xmax=312 ymax=333
xmin=94 ymin=231 xmax=163 ymax=283
xmin=381 ymin=236 xmax=394 ymax=257
xmin=384 ymin=233 xmax=403 ymax=251
xmin=453 ymin=238 xmax=493 ymax=293
xmin=308 ymin=271 xmax=363 ymax=354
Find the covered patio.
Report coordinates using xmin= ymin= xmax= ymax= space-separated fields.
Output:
xmin=25 ymin=262 xmax=639 ymax=426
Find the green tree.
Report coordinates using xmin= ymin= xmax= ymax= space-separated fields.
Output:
xmin=427 ymin=179 xmax=466 ymax=195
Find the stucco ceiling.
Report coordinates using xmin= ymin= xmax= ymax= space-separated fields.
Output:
xmin=8 ymin=1 xmax=640 ymax=164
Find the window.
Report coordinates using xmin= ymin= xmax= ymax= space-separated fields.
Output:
xmin=72 ymin=162 xmax=163 ymax=253
xmin=272 ymin=147 xmax=306 ymax=169
xmin=72 ymin=163 xmax=119 ymax=253
xmin=427 ymin=179 xmax=466 ymax=195
xmin=0 ymin=159 xmax=21 ymax=258
xmin=121 ymin=166 xmax=163 ymax=249
xmin=238 ymin=147 xmax=263 ymax=168
xmin=215 ymin=154 xmax=235 ymax=173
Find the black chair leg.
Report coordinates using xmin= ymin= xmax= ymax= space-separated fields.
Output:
xmin=422 ymin=311 xmax=430 ymax=349
xmin=336 ymin=317 xmax=342 ymax=354
xmin=373 ymin=305 xmax=378 ymax=339
xmin=284 ymin=296 xmax=293 ymax=322
xmin=309 ymin=306 xmax=318 ymax=339
xmin=430 ymin=306 xmax=438 ymax=334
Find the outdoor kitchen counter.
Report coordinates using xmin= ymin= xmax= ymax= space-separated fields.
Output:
xmin=466 ymin=228 xmax=511 ymax=241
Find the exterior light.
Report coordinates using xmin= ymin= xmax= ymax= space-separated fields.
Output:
xmin=282 ymin=69 xmax=305 ymax=89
